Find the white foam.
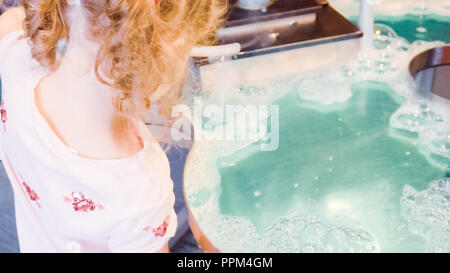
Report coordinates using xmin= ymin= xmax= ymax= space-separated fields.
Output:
xmin=287 ymin=34 xmax=445 ymax=110
xmin=188 ymin=195 xmax=381 ymax=252
xmin=390 ymin=98 xmax=450 ymax=169
xmin=401 ymin=178 xmax=450 ymax=253
xmin=296 ymin=73 xmax=353 ymax=106
xmin=263 ymin=211 xmax=380 ymax=253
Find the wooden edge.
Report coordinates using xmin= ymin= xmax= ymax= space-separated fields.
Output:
xmin=187 ymin=206 xmax=220 ymax=253
xmin=182 ymin=139 xmax=221 ymax=253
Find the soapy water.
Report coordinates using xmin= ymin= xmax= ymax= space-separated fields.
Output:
xmin=192 ymin=205 xmax=381 ymax=253
xmin=330 ymin=0 xmax=450 ymax=19
xmin=212 ymin=81 xmax=447 ymax=252
xmin=330 ymin=0 xmax=450 ymax=43
xmin=184 ymin=12 xmax=450 ymax=252
xmin=265 ymin=211 xmax=381 ymax=253
xmin=373 ymin=14 xmax=450 ymax=44
xmin=401 ymin=178 xmax=450 ymax=253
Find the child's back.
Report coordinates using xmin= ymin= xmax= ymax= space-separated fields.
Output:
xmin=0 ymin=30 xmax=177 ymax=252
xmin=0 ymin=0 xmax=224 ymax=252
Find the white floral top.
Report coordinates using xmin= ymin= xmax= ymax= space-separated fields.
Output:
xmin=0 ymin=31 xmax=177 ymax=253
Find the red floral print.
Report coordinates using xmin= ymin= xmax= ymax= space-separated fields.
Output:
xmin=1 ymin=100 xmax=7 ymax=132
xmin=22 ymin=181 xmax=41 ymax=208
xmin=143 ymin=226 xmax=151 ymax=232
xmin=144 ymin=215 xmax=170 ymax=237
xmin=1 ymin=100 xmax=7 ymax=123
xmin=64 ymin=192 xmax=103 ymax=212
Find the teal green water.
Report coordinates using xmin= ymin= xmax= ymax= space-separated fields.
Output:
xmin=349 ymin=14 xmax=450 ymax=43
xmin=216 ymin=81 xmax=447 ymax=252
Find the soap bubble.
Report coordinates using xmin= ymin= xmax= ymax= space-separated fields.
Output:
xmin=390 ymin=99 xmax=450 ymax=169
xmin=373 ymin=24 xmax=398 ymax=50
xmin=401 ymin=178 xmax=450 ymax=252
xmin=374 ymin=23 xmax=398 ymax=39
xmin=237 ymin=85 xmax=268 ymax=96
xmin=264 ymin=212 xmax=380 ymax=253
xmin=295 ymin=72 xmax=353 ymax=105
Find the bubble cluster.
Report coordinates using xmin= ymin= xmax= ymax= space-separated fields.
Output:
xmin=237 ymin=85 xmax=268 ymax=96
xmin=289 ymin=31 xmax=443 ymax=109
xmin=264 ymin=212 xmax=380 ymax=253
xmin=390 ymin=102 xmax=450 ymax=169
xmin=401 ymin=178 xmax=450 ymax=253
xmin=203 ymin=215 xmax=266 ymax=253
xmin=295 ymin=73 xmax=353 ymax=105
xmin=193 ymin=202 xmax=381 ymax=252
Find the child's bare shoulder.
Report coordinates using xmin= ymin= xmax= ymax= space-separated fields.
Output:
xmin=0 ymin=6 xmax=25 ymax=41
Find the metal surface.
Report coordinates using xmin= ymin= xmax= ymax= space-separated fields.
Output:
xmin=226 ymin=0 xmax=323 ymax=27
xmin=195 ymin=1 xmax=361 ymax=65
xmin=409 ymin=45 xmax=450 ymax=100
xmin=222 ymin=5 xmax=361 ymax=59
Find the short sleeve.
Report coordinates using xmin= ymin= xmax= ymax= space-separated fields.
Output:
xmin=108 ymin=208 xmax=177 ymax=253
xmin=0 ymin=30 xmax=23 ymax=69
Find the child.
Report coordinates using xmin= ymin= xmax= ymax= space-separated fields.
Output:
xmin=0 ymin=0 xmax=224 ymax=252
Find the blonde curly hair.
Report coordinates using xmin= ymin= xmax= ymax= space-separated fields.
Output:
xmin=23 ymin=0 xmax=226 ymax=118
